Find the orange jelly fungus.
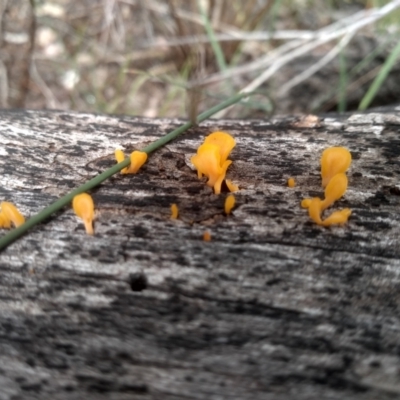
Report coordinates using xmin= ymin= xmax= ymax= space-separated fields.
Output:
xmin=303 ymin=198 xmax=351 ymax=227
xmin=203 ymin=231 xmax=211 ymax=241
xmin=72 ymin=193 xmax=95 ymax=235
xmin=0 ymin=202 xmax=25 ymax=228
xmin=129 ymin=151 xmax=148 ymax=173
xmin=307 ymin=198 xmax=323 ymax=225
xmin=204 ymin=131 xmax=236 ymax=165
xmin=224 ymin=194 xmax=235 ymax=215
xmin=115 ymin=149 xmax=129 ymax=174
xmin=226 ymin=179 xmax=239 ymax=192
xmin=115 ymin=149 xmax=147 ymax=174
xmin=320 ymin=173 xmax=348 ymax=210
xmin=301 ymin=198 xmax=312 ymax=209
xmin=191 ymin=143 xmax=232 ymax=195
xmin=302 ymin=164 xmax=351 ymax=227
xmin=288 ymin=177 xmax=296 ymax=188
xmin=321 ymin=147 xmax=351 ymax=187
xmin=191 ymin=132 xmax=236 ymax=195
xmin=321 ymin=209 xmax=352 ymax=226
xmin=170 ymin=203 xmax=179 ymax=219
xmin=0 ymin=213 xmax=10 ymax=229
xmin=301 ymin=173 xmax=351 ymax=226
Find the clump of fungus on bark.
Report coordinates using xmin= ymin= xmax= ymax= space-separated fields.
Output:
xmin=302 ymin=147 xmax=352 ymax=227
xmin=115 ymin=149 xmax=148 ymax=174
xmin=191 ymin=131 xmax=237 ymax=195
xmin=72 ymin=193 xmax=95 ymax=235
xmin=0 ymin=202 xmax=25 ymax=228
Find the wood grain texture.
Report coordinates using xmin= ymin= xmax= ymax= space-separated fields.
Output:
xmin=0 ymin=109 xmax=400 ymax=399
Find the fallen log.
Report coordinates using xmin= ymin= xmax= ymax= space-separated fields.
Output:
xmin=0 ymin=108 xmax=400 ymax=399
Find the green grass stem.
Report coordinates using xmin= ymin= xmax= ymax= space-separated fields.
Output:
xmin=359 ymin=40 xmax=400 ymax=111
xmin=197 ymin=0 xmax=228 ymax=73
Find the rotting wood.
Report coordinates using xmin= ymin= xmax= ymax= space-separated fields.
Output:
xmin=0 ymin=108 xmax=400 ymax=399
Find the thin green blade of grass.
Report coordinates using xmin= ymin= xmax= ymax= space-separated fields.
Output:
xmin=313 ymin=33 xmax=397 ymax=113
xmin=0 ymin=91 xmax=252 ymax=251
xmin=350 ymin=33 xmax=396 ymax=77
xmin=358 ymin=39 xmax=400 ymax=111
xmin=268 ymin=0 xmax=283 ymax=34
xmin=197 ymin=0 xmax=228 ymax=73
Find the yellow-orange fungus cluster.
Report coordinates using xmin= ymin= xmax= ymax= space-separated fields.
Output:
xmin=0 ymin=202 xmax=25 ymax=228
xmin=321 ymin=147 xmax=351 ymax=187
xmin=288 ymin=177 xmax=295 ymax=188
xmin=302 ymin=147 xmax=352 ymax=227
xmin=115 ymin=149 xmax=147 ymax=174
xmin=170 ymin=203 xmax=179 ymax=219
xmin=191 ymin=131 xmax=236 ymax=195
xmin=224 ymin=194 xmax=235 ymax=215
xmin=72 ymin=193 xmax=95 ymax=235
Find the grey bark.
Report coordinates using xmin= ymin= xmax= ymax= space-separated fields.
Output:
xmin=0 ymin=108 xmax=400 ymax=399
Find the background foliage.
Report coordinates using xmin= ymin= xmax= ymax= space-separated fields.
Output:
xmin=3 ymin=0 xmax=400 ymax=117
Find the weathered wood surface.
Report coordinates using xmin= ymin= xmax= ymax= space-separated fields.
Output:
xmin=0 ymin=108 xmax=400 ymax=400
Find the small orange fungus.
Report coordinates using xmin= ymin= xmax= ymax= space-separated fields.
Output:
xmin=226 ymin=179 xmax=239 ymax=192
xmin=191 ymin=132 xmax=236 ymax=195
xmin=224 ymin=194 xmax=235 ymax=215
xmin=204 ymin=131 xmax=236 ymax=165
xmin=115 ymin=149 xmax=129 ymax=174
xmin=0 ymin=212 xmax=11 ymax=229
xmin=302 ymin=197 xmax=351 ymax=227
xmin=115 ymin=149 xmax=147 ymax=174
xmin=288 ymin=177 xmax=296 ymax=188
xmin=321 ymin=147 xmax=351 ymax=187
xmin=301 ymin=198 xmax=312 ymax=209
xmin=307 ymin=198 xmax=323 ymax=225
xmin=129 ymin=151 xmax=148 ymax=173
xmin=320 ymin=173 xmax=348 ymax=210
xmin=321 ymin=209 xmax=352 ymax=226
xmin=302 ymin=151 xmax=351 ymax=227
xmin=72 ymin=193 xmax=95 ymax=235
xmin=203 ymin=231 xmax=211 ymax=241
xmin=170 ymin=203 xmax=179 ymax=219
xmin=191 ymin=143 xmax=232 ymax=195
xmin=0 ymin=202 xmax=25 ymax=228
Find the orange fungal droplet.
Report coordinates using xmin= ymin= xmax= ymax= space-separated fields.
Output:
xmin=203 ymin=231 xmax=211 ymax=241
xmin=0 ymin=202 xmax=25 ymax=228
xmin=224 ymin=194 xmax=235 ymax=215
xmin=72 ymin=193 xmax=95 ymax=235
xmin=226 ymin=179 xmax=239 ymax=192
xmin=321 ymin=147 xmax=351 ymax=187
xmin=170 ymin=203 xmax=179 ymax=219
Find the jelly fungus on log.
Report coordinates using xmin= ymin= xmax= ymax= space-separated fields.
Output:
xmin=0 ymin=202 xmax=25 ymax=228
xmin=191 ymin=131 xmax=236 ymax=195
xmin=224 ymin=194 xmax=235 ymax=215
xmin=115 ymin=149 xmax=148 ymax=174
xmin=72 ymin=193 xmax=95 ymax=235
xmin=288 ymin=177 xmax=296 ymax=188
xmin=321 ymin=147 xmax=351 ymax=188
xmin=170 ymin=203 xmax=179 ymax=219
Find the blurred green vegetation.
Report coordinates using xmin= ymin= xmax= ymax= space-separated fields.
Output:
xmin=28 ymin=0 xmax=400 ymax=117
